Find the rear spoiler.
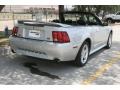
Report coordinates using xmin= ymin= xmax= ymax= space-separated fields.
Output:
xmin=17 ymin=20 xmax=62 ymax=27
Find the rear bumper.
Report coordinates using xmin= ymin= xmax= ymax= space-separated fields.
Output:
xmin=9 ymin=36 xmax=79 ymax=61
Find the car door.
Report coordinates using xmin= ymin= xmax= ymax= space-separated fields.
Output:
xmin=87 ymin=14 xmax=107 ymax=50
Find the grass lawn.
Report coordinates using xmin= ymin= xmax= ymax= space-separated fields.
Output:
xmin=0 ymin=31 xmax=6 ymax=39
xmin=0 ymin=30 xmax=11 ymax=38
xmin=0 ymin=39 xmax=9 ymax=47
xmin=0 ymin=31 xmax=9 ymax=46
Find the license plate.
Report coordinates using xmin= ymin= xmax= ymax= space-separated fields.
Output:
xmin=29 ymin=30 xmax=40 ymax=38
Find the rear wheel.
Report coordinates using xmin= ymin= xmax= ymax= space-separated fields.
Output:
xmin=106 ymin=32 xmax=112 ymax=49
xmin=75 ymin=41 xmax=90 ymax=67
xmin=106 ymin=19 xmax=115 ymax=24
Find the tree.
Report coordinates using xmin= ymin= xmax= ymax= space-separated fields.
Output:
xmin=72 ymin=5 xmax=120 ymax=15
xmin=58 ymin=5 xmax=64 ymax=22
xmin=0 ymin=5 xmax=5 ymax=12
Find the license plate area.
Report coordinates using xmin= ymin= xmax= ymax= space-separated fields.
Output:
xmin=29 ymin=30 xmax=40 ymax=38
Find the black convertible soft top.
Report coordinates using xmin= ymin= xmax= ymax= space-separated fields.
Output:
xmin=61 ymin=11 xmax=95 ymax=15
xmin=58 ymin=11 xmax=102 ymax=25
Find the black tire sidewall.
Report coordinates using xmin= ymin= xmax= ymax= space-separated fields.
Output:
xmin=75 ymin=41 xmax=90 ymax=67
xmin=106 ymin=33 xmax=112 ymax=49
xmin=107 ymin=19 xmax=113 ymax=24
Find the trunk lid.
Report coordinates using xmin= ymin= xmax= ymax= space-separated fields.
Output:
xmin=16 ymin=20 xmax=70 ymax=41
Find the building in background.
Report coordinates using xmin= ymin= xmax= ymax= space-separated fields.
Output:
xmin=0 ymin=5 xmax=73 ymax=31
xmin=0 ymin=6 xmax=59 ymax=31
xmin=1 ymin=5 xmax=58 ymax=13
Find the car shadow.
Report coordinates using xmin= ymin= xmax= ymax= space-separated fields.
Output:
xmin=23 ymin=62 xmax=61 ymax=79
xmin=1 ymin=45 xmax=109 ymax=80
xmin=20 ymin=47 xmax=106 ymax=79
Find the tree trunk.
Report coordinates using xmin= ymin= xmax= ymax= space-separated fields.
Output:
xmin=0 ymin=5 xmax=5 ymax=12
xmin=58 ymin=5 xmax=64 ymax=22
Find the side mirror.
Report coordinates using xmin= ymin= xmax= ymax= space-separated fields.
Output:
xmin=102 ymin=22 xmax=108 ymax=26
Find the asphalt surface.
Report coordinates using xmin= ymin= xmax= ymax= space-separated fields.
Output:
xmin=0 ymin=24 xmax=120 ymax=85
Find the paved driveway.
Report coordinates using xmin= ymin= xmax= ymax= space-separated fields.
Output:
xmin=0 ymin=24 xmax=120 ymax=85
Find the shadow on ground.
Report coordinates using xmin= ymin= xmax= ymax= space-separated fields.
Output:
xmin=23 ymin=62 xmax=61 ymax=79
xmin=0 ymin=42 xmax=120 ymax=82
xmin=20 ymin=46 xmax=106 ymax=79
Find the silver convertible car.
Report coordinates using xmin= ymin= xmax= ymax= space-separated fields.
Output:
xmin=9 ymin=11 xmax=113 ymax=66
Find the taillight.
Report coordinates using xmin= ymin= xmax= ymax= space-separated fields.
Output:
xmin=52 ymin=31 xmax=70 ymax=43
xmin=12 ymin=26 xmax=18 ymax=36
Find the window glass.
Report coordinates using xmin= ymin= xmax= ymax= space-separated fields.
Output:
xmin=86 ymin=14 xmax=101 ymax=25
xmin=64 ymin=13 xmax=87 ymax=25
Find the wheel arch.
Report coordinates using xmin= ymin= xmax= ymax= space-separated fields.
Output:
xmin=77 ymin=37 xmax=92 ymax=53
xmin=84 ymin=38 xmax=92 ymax=51
xmin=74 ymin=37 xmax=92 ymax=66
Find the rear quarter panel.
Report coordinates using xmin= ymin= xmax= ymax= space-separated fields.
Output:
xmin=59 ymin=26 xmax=94 ymax=56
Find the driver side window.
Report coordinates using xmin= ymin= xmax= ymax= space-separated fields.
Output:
xmin=87 ymin=14 xmax=101 ymax=25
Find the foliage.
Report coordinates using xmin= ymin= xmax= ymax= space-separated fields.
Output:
xmin=72 ymin=5 xmax=120 ymax=15
xmin=0 ymin=5 xmax=5 ymax=12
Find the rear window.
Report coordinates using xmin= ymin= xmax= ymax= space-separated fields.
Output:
xmin=63 ymin=13 xmax=88 ymax=25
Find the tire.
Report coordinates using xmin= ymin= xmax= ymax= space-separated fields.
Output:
xmin=106 ymin=19 xmax=113 ymax=24
xmin=105 ymin=32 xmax=112 ymax=49
xmin=75 ymin=41 xmax=90 ymax=67
xmin=112 ymin=21 xmax=115 ymax=23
